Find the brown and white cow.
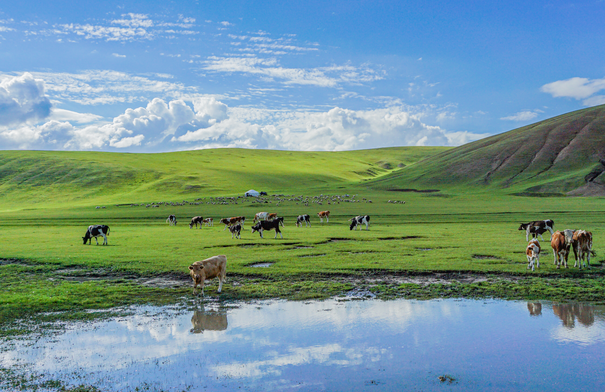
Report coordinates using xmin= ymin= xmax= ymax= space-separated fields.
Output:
xmin=254 ymin=212 xmax=269 ymax=223
xmin=220 ymin=216 xmax=245 ymax=231
xmin=203 ymin=217 xmax=214 ymax=227
xmin=526 ymin=239 xmax=541 ymax=271
xmin=188 ymin=255 xmax=227 ymax=296
xmin=318 ymin=210 xmax=330 ymax=223
xmin=572 ymin=230 xmax=593 ymax=269
xmin=551 ymin=230 xmax=571 ymax=269
xmin=189 ymin=216 xmax=204 ymax=229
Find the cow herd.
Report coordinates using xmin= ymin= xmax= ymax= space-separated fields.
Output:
xmin=518 ymin=219 xmax=595 ymax=271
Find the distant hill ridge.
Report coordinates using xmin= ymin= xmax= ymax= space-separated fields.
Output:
xmin=374 ymin=104 xmax=605 ymax=196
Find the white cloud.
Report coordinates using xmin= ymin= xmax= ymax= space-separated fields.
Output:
xmin=541 ymin=77 xmax=605 ymax=106
xmin=500 ymin=110 xmax=541 ymax=121
xmin=58 ymin=14 xmax=155 ymax=42
xmin=112 ymin=53 xmax=126 ymax=58
xmin=49 ymin=108 xmax=103 ymax=123
xmin=0 ymin=72 xmax=52 ymax=126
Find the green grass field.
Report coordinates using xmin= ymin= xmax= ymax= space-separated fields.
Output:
xmin=2 ymin=147 xmax=605 ymax=330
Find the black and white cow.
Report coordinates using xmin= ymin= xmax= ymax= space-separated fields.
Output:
xmin=251 ymin=217 xmax=284 ymax=239
xmin=82 ymin=225 xmax=110 ymax=245
xmin=350 ymin=215 xmax=370 ymax=230
xmin=519 ymin=219 xmax=554 ymax=241
xmin=229 ymin=223 xmax=242 ymax=239
xmin=166 ymin=215 xmax=177 ymax=226
xmin=296 ymin=214 xmax=311 ymax=228
xmin=189 ymin=216 xmax=204 ymax=229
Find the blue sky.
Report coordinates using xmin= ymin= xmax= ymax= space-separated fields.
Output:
xmin=0 ymin=0 xmax=604 ymax=152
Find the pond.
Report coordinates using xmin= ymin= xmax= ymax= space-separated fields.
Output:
xmin=2 ymin=298 xmax=605 ymax=391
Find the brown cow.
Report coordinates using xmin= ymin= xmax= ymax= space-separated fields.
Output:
xmin=219 ymin=216 xmax=244 ymax=231
xmin=551 ymin=231 xmax=571 ymax=269
xmin=318 ymin=210 xmax=330 ymax=223
xmin=572 ymin=230 xmax=593 ymax=269
xmin=188 ymin=255 xmax=227 ymax=296
xmin=203 ymin=217 xmax=214 ymax=227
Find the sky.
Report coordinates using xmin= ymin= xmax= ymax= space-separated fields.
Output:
xmin=0 ymin=0 xmax=604 ymax=152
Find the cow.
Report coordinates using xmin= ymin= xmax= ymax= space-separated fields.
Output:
xmin=203 ymin=217 xmax=214 ymax=227
xmin=350 ymin=215 xmax=370 ymax=231
xmin=318 ymin=210 xmax=330 ymax=223
xmin=267 ymin=213 xmax=278 ymax=221
xmin=166 ymin=215 xmax=177 ymax=226
xmin=229 ymin=223 xmax=242 ymax=239
xmin=188 ymin=255 xmax=227 ymax=296
xmin=220 ymin=216 xmax=244 ymax=231
xmin=526 ymin=239 xmax=541 ymax=271
xmin=572 ymin=230 xmax=594 ymax=269
xmin=82 ymin=225 xmax=110 ymax=245
xmin=189 ymin=216 xmax=204 ymax=229
xmin=251 ymin=217 xmax=284 ymax=239
xmin=518 ymin=219 xmax=554 ymax=241
xmin=254 ymin=212 xmax=269 ymax=223
xmin=296 ymin=214 xmax=311 ymax=227
xmin=551 ymin=230 xmax=571 ymax=269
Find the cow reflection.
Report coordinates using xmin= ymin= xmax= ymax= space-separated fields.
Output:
xmin=527 ymin=302 xmax=542 ymax=316
xmin=552 ymin=303 xmax=595 ymax=328
xmin=190 ymin=305 xmax=228 ymax=334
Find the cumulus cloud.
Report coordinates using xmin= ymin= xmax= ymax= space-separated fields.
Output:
xmin=500 ymin=110 xmax=541 ymax=121
xmin=0 ymin=73 xmax=52 ymax=126
xmin=541 ymin=77 xmax=605 ymax=106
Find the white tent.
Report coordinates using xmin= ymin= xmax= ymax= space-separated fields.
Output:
xmin=245 ymin=189 xmax=260 ymax=197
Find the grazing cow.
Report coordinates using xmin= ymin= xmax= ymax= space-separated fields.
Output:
xmin=318 ymin=210 xmax=330 ymax=223
xmin=229 ymin=223 xmax=242 ymax=239
xmin=82 ymin=225 xmax=110 ymax=245
xmin=350 ymin=215 xmax=370 ymax=231
xmin=220 ymin=216 xmax=244 ymax=231
xmin=189 ymin=216 xmax=204 ymax=229
xmin=296 ymin=214 xmax=311 ymax=227
xmin=203 ymin=217 xmax=214 ymax=227
xmin=166 ymin=215 xmax=177 ymax=226
xmin=518 ymin=219 xmax=554 ymax=241
xmin=251 ymin=217 xmax=284 ymax=239
xmin=188 ymin=255 xmax=227 ymax=296
xmin=551 ymin=230 xmax=571 ymax=269
xmin=254 ymin=212 xmax=269 ymax=223
xmin=572 ymin=230 xmax=594 ymax=269
xmin=526 ymin=239 xmax=541 ymax=271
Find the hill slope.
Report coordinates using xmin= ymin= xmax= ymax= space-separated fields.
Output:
xmin=0 ymin=147 xmax=447 ymax=209
xmin=372 ymin=104 xmax=605 ymax=195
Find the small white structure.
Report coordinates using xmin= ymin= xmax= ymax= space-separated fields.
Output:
xmin=245 ymin=189 xmax=260 ymax=197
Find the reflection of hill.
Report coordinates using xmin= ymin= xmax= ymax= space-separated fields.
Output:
xmin=190 ymin=306 xmax=228 ymax=334
xmin=553 ymin=304 xmax=595 ymax=328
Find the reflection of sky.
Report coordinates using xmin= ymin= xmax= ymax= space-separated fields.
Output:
xmin=2 ymin=299 xmax=605 ymax=391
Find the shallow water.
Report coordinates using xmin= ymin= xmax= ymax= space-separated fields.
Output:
xmin=2 ymin=298 xmax=605 ymax=391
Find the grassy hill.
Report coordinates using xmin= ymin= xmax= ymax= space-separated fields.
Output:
xmin=371 ymin=104 xmax=605 ymax=196
xmin=0 ymin=147 xmax=447 ymax=210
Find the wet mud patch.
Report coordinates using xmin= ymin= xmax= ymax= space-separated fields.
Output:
xmin=472 ymin=254 xmax=501 ymax=260
xmin=379 ymin=236 xmax=422 ymax=241
xmin=298 ymin=254 xmax=326 ymax=258
xmin=317 ymin=238 xmax=352 ymax=245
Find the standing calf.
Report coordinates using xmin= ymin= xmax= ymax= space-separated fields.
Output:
xmin=518 ymin=219 xmax=554 ymax=241
xmin=229 ymin=223 xmax=242 ymax=239
xmin=572 ymin=230 xmax=594 ymax=269
xmin=188 ymin=255 xmax=227 ymax=296
xmin=526 ymin=239 xmax=541 ymax=271
xmin=189 ymin=216 xmax=204 ymax=229
xmin=551 ymin=230 xmax=571 ymax=269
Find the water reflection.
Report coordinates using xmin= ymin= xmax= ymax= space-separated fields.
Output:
xmin=552 ymin=303 xmax=595 ymax=328
xmin=190 ymin=302 xmax=229 ymax=334
xmin=2 ymin=299 xmax=605 ymax=391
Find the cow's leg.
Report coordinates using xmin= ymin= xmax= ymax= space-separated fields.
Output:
xmin=586 ymin=251 xmax=590 ymax=269
xmin=536 ymin=253 xmax=540 ymax=269
xmin=538 ymin=233 xmax=544 ymax=241
xmin=553 ymin=248 xmax=557 ymax=265
xmin=101 ymin=233 xmax=107 ymax=245
xmin=223 ymin=224 xmax=228 ymax=231
xmin=526 ymin=228 xmax=530 ymax=242
xmin=94 ymin=236 xmax=99 ymax=245
xmin=218 ymin=276 xmax=223 ymax=293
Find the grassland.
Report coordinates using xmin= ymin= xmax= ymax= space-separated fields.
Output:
xmin=2 ymin=147 xmax=605 ymax=333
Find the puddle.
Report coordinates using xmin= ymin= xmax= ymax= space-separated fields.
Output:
xmin=247 ymin=262 xmax=274 ymax=268
xmin=2 ymin=299 xmax=605 ymax=391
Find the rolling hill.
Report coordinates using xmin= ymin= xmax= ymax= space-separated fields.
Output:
xmin=0 ymin=147 xmax=446 ymax=209
xmin=372 ymin=104 xmax=605 ymax=196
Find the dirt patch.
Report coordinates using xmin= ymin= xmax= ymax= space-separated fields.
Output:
xmin=379 ymin=236 xmax=421 ymax=241
xmin=298 ymin=254 xmax=326 ymax=258
xmin=472 ymin=254 xmax=501 ymax=260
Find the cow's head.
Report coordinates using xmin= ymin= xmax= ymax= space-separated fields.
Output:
xmin=82 ymin=235 xmax=89 ymax=244
xmin=251 ymin=223 xmax=261 ymax=233
xmin=518 ymin=223 xmax=530 ymax=231
xmin=189 ymin=263 xmax=205 ymax=283
xmin=349 ymin=221 xmax=357 ymax=230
